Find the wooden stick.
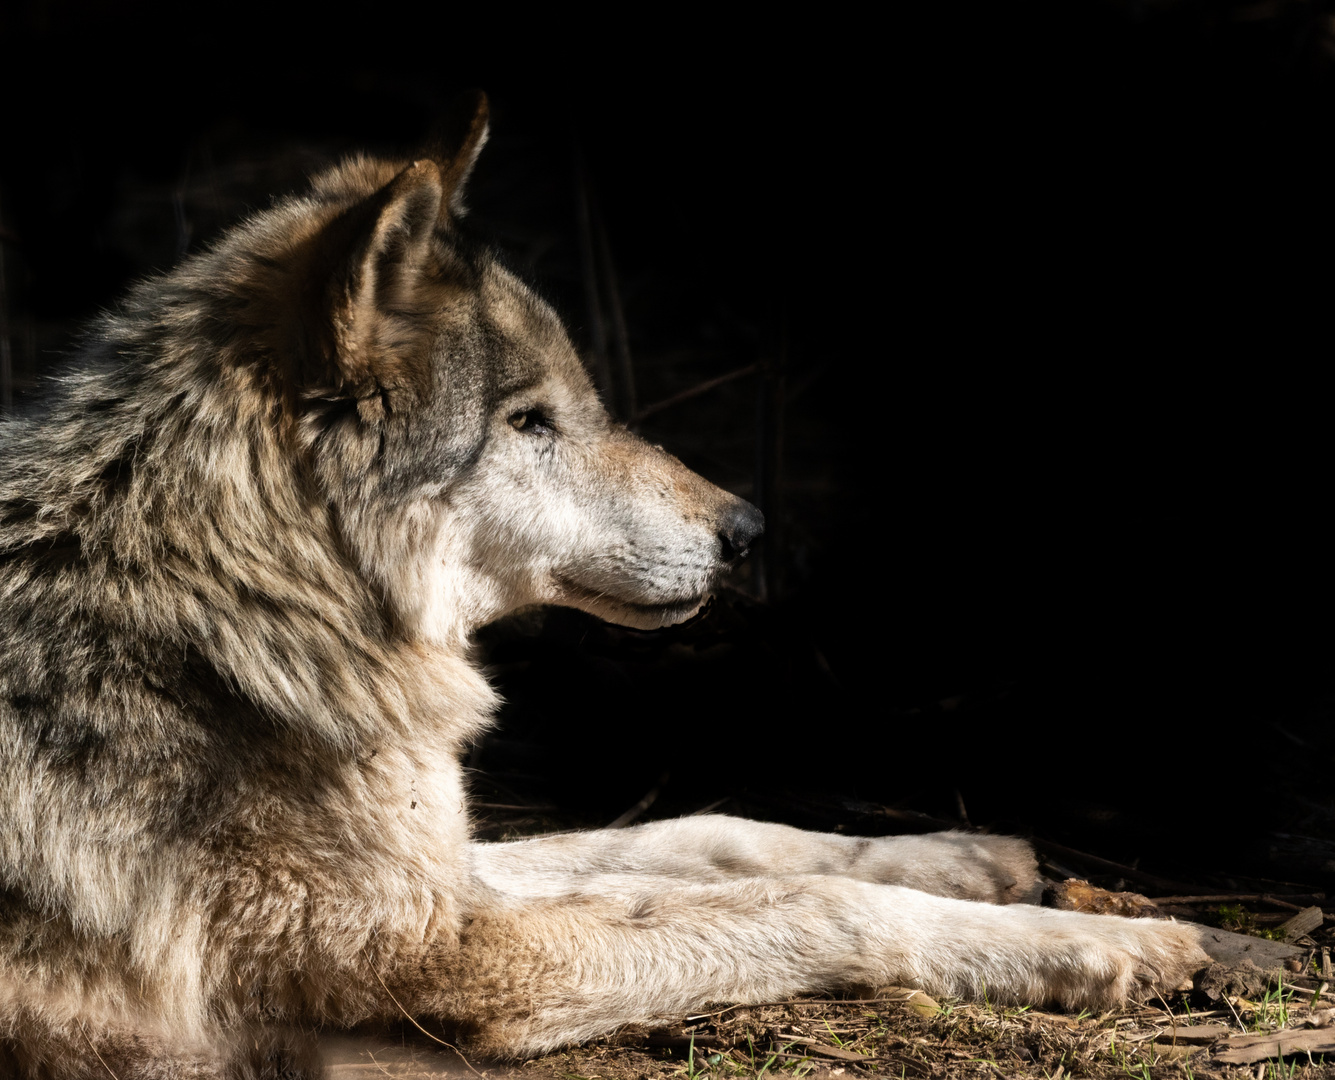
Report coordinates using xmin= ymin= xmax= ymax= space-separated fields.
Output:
xmin=76 ymin=1020 xmax=121 ymax=1080
xmin=1149 ymin=893 xmax=1325 ymax=908
xmin=608 ymin=771 xmax=669 ymax=828
xmin=366 ymin=953 xmax=490 ymax=1080
xmin=634 ymin=362 xmax=762 ymax=422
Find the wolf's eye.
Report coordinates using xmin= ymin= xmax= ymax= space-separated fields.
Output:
xmin=509 ymin=409 xmax=552 ymax=435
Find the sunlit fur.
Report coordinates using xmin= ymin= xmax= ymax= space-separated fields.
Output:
xmin=0 ymin=101 xmax=1207 ymax=1077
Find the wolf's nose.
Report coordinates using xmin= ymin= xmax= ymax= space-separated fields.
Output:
xmin=718 ymin=500 xmax=765 ymax=561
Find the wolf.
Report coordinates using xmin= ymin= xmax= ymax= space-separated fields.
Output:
xmin=0 ymin=95 xmax=1207 ymax=1077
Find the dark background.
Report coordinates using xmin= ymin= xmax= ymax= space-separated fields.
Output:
xmin=2 ymin=1 xmax=1334 ymax=895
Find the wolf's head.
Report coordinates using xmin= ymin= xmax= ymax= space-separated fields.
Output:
xmin=216 ymin=94 xmax=762 ymax=647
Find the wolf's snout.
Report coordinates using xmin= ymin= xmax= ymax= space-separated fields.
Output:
xmin=718 ymin=500 xmax=765 ymax=562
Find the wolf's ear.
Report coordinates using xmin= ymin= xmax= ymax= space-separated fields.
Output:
xmin=331 ymin=159 xmax=445 ymax=411
xmin=425 ymin=90 xmax=490 ymax=219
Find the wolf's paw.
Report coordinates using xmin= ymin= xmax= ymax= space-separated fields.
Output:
xmin=1049 ymin=917 xmax=1210 ymax=1011
xmin=877 ymin=832 xmax=1043 ymax=905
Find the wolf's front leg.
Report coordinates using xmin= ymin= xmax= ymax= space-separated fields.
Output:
xmin=395 ymin=876 xmax=1207 ymax=1057
xmin=474 ymin=816 xmax=1042 ymax=904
